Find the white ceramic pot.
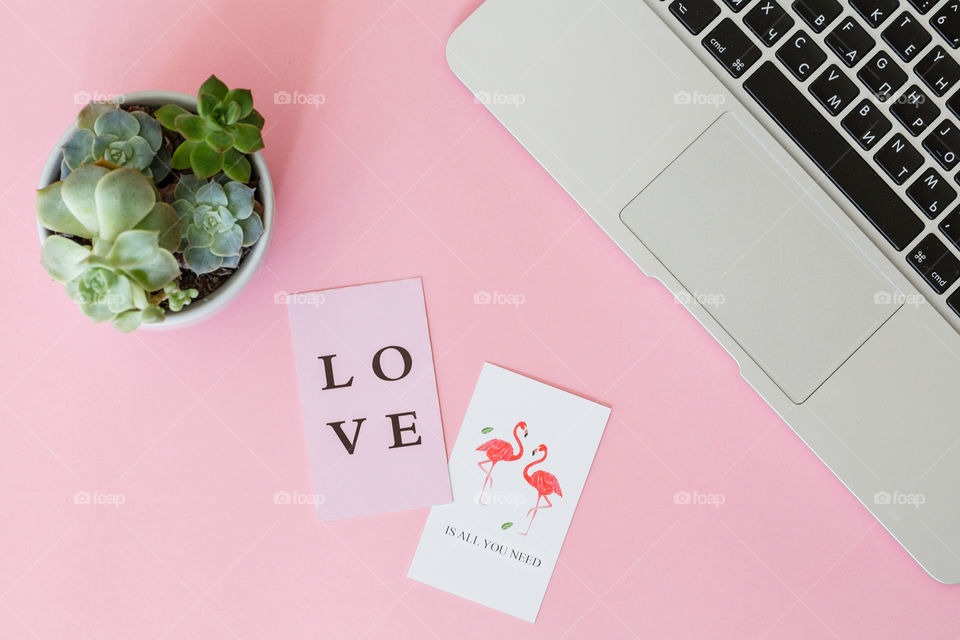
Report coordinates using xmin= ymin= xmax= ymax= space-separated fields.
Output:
xmin=36 ymin=90 xmax=275 ymax=330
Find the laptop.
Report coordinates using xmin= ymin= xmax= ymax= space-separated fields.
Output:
xmin=447 ymin=0 xmax=960 ymax=582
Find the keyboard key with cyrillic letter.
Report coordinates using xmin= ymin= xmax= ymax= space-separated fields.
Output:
xmin=842 ymin=98 xmax=892 ymax=148
xmin=907 ymin=167 xmax=956 ymax=217
xmin=857 ymin=50 xmax=907 ymax=100
xmin=744 ymin=0 xmax=795 ymax=45
xmin=671 ymin=0 xmax=722 ymax=34
xmin=923 ymin=119 xmax=960 ymax=169
xmin=931 ymin=0 xmax=960 ymax=47
xmin=777 ymin=30 xmax=827 ymax=80
xmin=875 ymin=133 xmax=924 ymax=183
xmin=810 ymin=64 xmax=860 ymax=114
xmin=793 ymin=0 xmax=842 ymax=31
xmin=917 ymin=45 xmax=960 ymax=95
xmin=890 ymin=84 xmax=940 ymax=134
xmin=744 ymin=62 xmax=923 ymax=250
xmin=851 ymin=0 xmax=900 ymax=27
xmin=883 ymin=11 xmax=933 ymax=60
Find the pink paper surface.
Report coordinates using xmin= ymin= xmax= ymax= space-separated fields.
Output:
xmin=3 ymin=0 xmax=959 ymax=638
xmin=286 ymin=278 xmax=451 ymax=521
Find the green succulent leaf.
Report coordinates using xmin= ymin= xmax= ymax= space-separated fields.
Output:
xmin=233 ymin=123 xmax=264 ymax=153
xmin=111 ymin=309 xmax=143 ymax=332
xmin=184 ymin=246 xmax=223 ymax=274
xmin=223 ymin=181 xmax=254 ymax=219
xmin=205 ymin=128 xmax=234 ymax=152
xmin=199 ymin=75 xmax=229 ymax=101
xmin=176 ymin=114 xmax=207 ymax=142
xmin=148 ymin=145 xmax=172 ymax=182
xmin=154 ymin=104 xmax=191 ymax=130
xmin=77 ymin=102 xmax=116 ymax=130
xmin=94 ymin=108 xmax=139 ymax=139
xmin=123 ymin=248 xmax=180 ymax=292
xmin=171 ymin=141 xmax=198 ymax=170
xmin=185 ymin=223 xmax=214 ymax=248
xmin=239 ymin=108 xmax=265 ymax=129
xmin=94 ymin=168 xmax=156 ymax=242
xmin=163 ymin=283 xmax=198 ymax=312
xmin=174 ymin=174 xmax=203 ymax=203
xmin=197 ymin=93 xmax=218 ymax=119
xmin=196 ymin=181 xmax=228 ymax=206
xmin=224 ymin=101 xmax=241 ymax=126
xmin=222 ymin=148 xmax=251 ymax=183
xmin=41 ymin=235 xmax=92 ymax=282
xmin=131 ymin=111 xmax=163 ymax=151
xmin=62 ymin=129 xmax=95 ymax=170
xmin=237 ymin=212 xmax=263 ymax=247
xmin=106 ymin=229 xmax=163 ymax=269
xmin=36 ymin=181 xmax=91 ymax=239
xmin=61 ymin=164 xmax=110 ymax=235
xmin=123 ymin=136 xmax=156 ymax=170
xmin=224 ymin=88 xmax=254 ymax=118
xmin=142 ymin=305 xmax=164 ymax=323
xmin=210 ymin=226 xmax=243 ymax=257
xmin=190 ymin=142 xmax=224 ymax=179
xmin=134 ymin=203 xmax=183 ymax=253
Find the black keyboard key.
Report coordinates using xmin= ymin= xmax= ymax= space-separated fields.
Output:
xmin=702 ymin=19 xmax=763 ymax=77
xmin=842 ymin=98 xmax=893 ymax=148
xmin=908 ymin=0 xmax=938 ymax=14
xmin=890 ymin=84 xmax=941 ymax=134
xmin=826 ymin=16 xmax=876 ymax=65
xmin=810 ymin=64 xmax=861 ymax=113
xmin=744 ymin=62 xmax=923 ymax=249
xmin=745 ymin=0 xmax=796 ymax=45
xmin=857 ymin=51 xmax=907 ymax=100
xmin=917 ymin=45 xmax=960 ymax=95
xmin=793 ymin=0 xmax=842 ymax=31
xmin=931 ymin=0 xmax=960 ymax=47
xmin=947 ymin=89 xmax=960 ymax=116
xmin=923 ymin=119 xmax=960 ymax=168
xmin=939 ymin=206 xmax=960 ymax=249
xmin=671 ymin=0 xmax=722 ymax=34
xmin=907 ymin=233 xmax=960 ymax=292
xmin=777 ymin=30 xmax=828 ymax=79
xmin=724 ymin=0 xmax=754 ymax=10
xmin=907 ymin=167 xmax=957 ymax=217
xmin=851 ymin=0 xmax=900 ymax=27
xmin=875 ymin=133 xmax=925 ymax=183
xmin=948 ymin=287 xmax=960 ymax=314
xmin=883 ymin=11 xmax=934 ymax=60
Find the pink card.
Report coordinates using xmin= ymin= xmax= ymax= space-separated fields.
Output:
xmin=286 ymin=277 xmax=451 ymax=522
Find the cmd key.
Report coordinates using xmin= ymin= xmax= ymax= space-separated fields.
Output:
xmin=702 ymin=18 xmax=762 ymax=77
xmin=907 ymin=233 xmax=960 ymax=292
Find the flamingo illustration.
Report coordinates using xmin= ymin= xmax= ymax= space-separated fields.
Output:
xmin=476 ymin=421 xmax=528 ymax=505
xmin=520 ymin=444 xmax=562 ymax=536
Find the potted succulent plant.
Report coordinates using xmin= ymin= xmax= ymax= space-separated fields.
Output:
xmin=36 ymin=75 xmax=275 ymax=332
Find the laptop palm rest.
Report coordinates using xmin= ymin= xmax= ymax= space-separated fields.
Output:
xmin=620 ymin=113 xmax=899 ymax=404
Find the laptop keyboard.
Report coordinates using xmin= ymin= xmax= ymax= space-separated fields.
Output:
xmin=667 ymin=0 xmax=960 ymax=316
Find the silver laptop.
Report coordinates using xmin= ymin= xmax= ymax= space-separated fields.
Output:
xmin=448 ymin=0 xmax=960 ymax=582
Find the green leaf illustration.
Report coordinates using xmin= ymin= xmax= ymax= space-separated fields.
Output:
xmin=501 ymin=522 xmax=513 ymax=530
xmin=481 ymin=427 xmax=494 ymax=434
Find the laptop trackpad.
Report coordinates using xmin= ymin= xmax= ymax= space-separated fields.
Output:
xmin=620 ymin=113 xmax=898 ymax=404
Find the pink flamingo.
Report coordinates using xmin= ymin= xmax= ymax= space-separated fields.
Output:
xmin=476 ymin=421 xmax=528 ymax=505
xmin=520 ymin=444 xmax=562 ymax=536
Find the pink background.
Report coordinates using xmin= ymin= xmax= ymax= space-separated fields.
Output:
xmin=1 ymin=0 xmax=957 ymax=638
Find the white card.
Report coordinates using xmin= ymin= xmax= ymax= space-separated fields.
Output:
xmin=408 ymin=363 xmax=611 ymax=622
